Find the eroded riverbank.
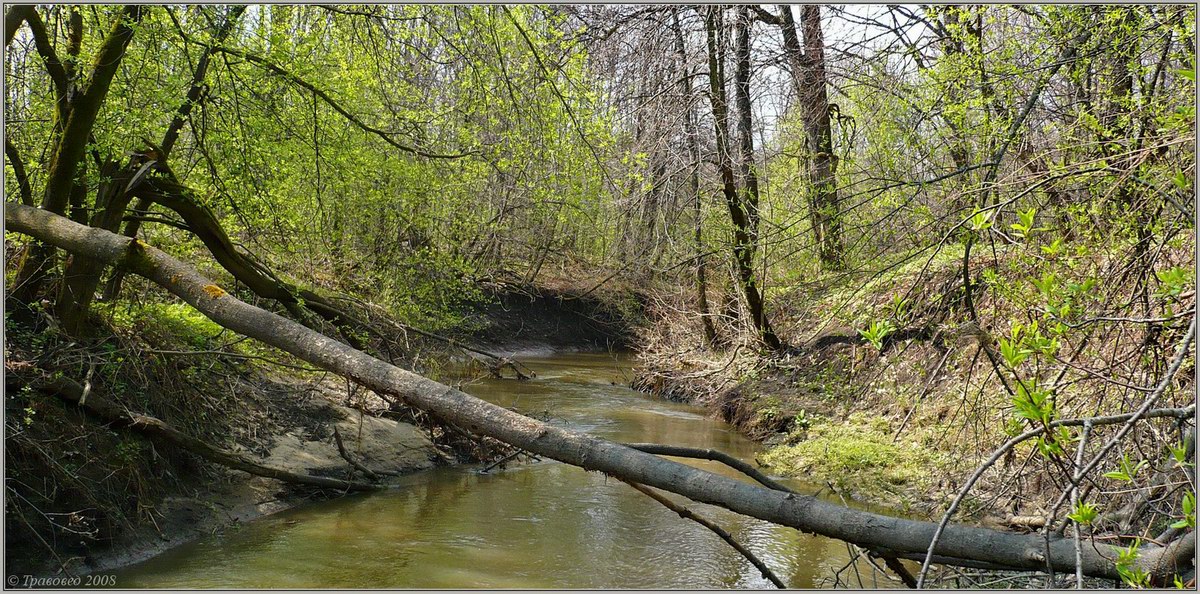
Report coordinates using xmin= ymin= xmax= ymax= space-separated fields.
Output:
xmin=112 ymin=353 xmax=896 ymax=589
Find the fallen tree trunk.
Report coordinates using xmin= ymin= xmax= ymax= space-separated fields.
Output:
xmin=6 ymin=202 xmax=1193 ymax=583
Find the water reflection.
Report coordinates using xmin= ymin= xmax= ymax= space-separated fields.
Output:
xmin=116 ymin=353 xmax=876 ymax=588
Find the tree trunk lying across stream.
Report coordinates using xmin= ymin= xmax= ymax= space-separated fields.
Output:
xmin=6 ymin=202 xmax=1194 ymax=583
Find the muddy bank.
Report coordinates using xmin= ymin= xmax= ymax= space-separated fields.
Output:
xmin=465 ymin=284 xmax=641 ymax=355
xmin=7 ymin=284 xmax=642 ymax=580
xmin=9 ymin=371 xmax=445 ymax=580
xmin=5 ymin=279 xmax=647 ymax=581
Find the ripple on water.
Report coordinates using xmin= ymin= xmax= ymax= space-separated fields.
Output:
xmin=116 ymin=352 xmax=874 ymax=589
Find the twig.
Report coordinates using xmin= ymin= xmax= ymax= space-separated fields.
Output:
xmin=332 ymin=427 xmax=379 ymax=481
xmin=139 ymin=347 xmax=323 ymax=372
xmin=479 ymin=449 xmax=534 ymax=474
xmin=878 ymin=554 xmax=918 ymax=588
xmin=204 ymin=44 xmax=472 ymax=160
xmin=1072 ymin=421 xmax=1092 ymax=589
xmin=620 ymin=479 xmax=787 ymax=588
xmin=1040 ymin=318 xmax=1197 ymax=535
xmin=7 ymin=491 xmax=73 ymax=578
xmin=32 ymin=372 xmax=379 ymax=492
xmin=623 ymin=442 xmax=794 ymax=493
xmin=915 ymin=317 xmax=1196 ymax=587
xmin=329 ymin=296 xmax=537 ymax=379
xmin=894 ymin=346 xmax=954 ymax=442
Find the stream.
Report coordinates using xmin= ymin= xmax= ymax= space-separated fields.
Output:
xmin=115 ymin=352 xmax=885 ymax=588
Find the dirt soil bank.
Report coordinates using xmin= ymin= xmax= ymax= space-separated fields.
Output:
xmin=631 ymin=326 xmax=969 ymax=515
xmin=464 ymin=283 xmax=641 ymax=356
xmin=6 ymin=283 xmax=642 ymax=581
xmin=11 ymin=373 xmax=445 ymax=580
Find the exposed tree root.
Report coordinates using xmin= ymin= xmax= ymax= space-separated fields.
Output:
xmin=332 ymin=427 xmax=381 ymax=481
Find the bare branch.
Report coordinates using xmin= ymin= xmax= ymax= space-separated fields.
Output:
xmin=24 ymin=8 xmax=68 ymax=106
xmin=621 ymin=479 xmax=787 ymax=588
xmin=5 ymin=137 xmax=34 ymax=205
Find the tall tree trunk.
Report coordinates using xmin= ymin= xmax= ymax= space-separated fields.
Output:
xmin=705 ymin=6 xmax=782 ymax=351
xmin=11 ymin=5 xmax=142 ymax=304
xmin=672 ymin=8 xmax=718 ymax=347
xmin=781 ymin=6 xmax=844 ymax=271
xmin=733 ymin=6 xmax=781 ymax=350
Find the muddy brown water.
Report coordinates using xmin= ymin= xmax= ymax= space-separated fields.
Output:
xmin=115 ymin=352 xmax=891 ymax=588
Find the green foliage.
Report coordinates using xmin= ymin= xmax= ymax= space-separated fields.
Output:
xmin=1012 ymin=380 xmax=1054 ymax=425
xmin=1103 ymin=454 xmax=1147 ymax=483
xmin=1155 ymin=266 xmax=1193 ymax=298
xmin=1002 ymin=417 xmax=1025 ymax=438
xmin=760 ymin=413 xmax=943 ymax=498
xmin=1169 ymin=441 xmax=1193 ymax=467
xmin=887 ymin=294 xmax=911 ymax=324
xmin=1169 ymin=492 xmax=1195 ymax=529
xmin=999 ymin=335 xmax=1032 ymax=368
xmin=792 ymin=409 xmax=816 ymax=431
xmin=1067 ymin=501 xmax=1099 ymax=525
xmin=109 ymin=302 xmax=223 ymax=348
xmin=115 ymin=439 xmax=144 ymax=465
xmin=969 ymin=208 xmax=995 ymax=232
xmin=859 ymin=319 xmax=896 ymax=351
xmin=1115 ymin=539 xmax=1150 ymax=588
xmin=1040 ymin=237 xmax=1065 ymax=257
xmin=1009 ymin=208 xmax=1047 ymax=239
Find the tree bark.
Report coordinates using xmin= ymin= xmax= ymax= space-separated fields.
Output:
xmin=3 ymin=5 xmax=30 ymax=47
xmin=55 ymin=158 xmax=137 ymax=332
xmin=4 ymin=138 xmax=33 ymax=206
xmin=780 ymin=6 xmax=844 ymax=271
xmin=11 ymin=5 xmax=142 ymax=303
xmin=105 ymin=5 xmax=248 ymax=301
xmin=705 ymin=6 xmax=782 ymax=350
xmin=732 ymin=7 xmax=781 ymax=351
xmin=671 ymin=7 xmax=717 ymax=347
xmin=8 ymin=202 xmax=1193 ymax=583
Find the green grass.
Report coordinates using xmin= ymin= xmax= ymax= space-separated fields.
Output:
xmin=759 ymin=412 xmax=945 ymax=501
xmin=108 ymin=302 xmax=225 ymax=348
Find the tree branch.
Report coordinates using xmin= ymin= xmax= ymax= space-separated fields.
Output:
xmin=4 ymin=5 xmax=30 ymax=47
xmin=621 ymin=479 xmax=787 ymax=588
xmin=5 ymin=137 xmax=34 ymax=205
xmin=23 ymin=7 xmax=69 ymax=107
xmin=624 ymin=443 xmax=794 ymax=493
xmin=21 ymin=371 xmax=378 ymax=492
xmin=204 ymin=44 xmax=473 ymax=159
xmin=915 ymin=318 xmax=1197 ymax=587
xmin=64 ymin=6 xmax=82 ymax=79
xmin=750 ymin=5 xmax=782 ymax=26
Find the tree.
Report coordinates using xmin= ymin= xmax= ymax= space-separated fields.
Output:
xmin=671 ymin=7 xmax=718 ymax=347
xmin=9 ymin=6 xmax=142 ymax=307
xmin=704 ymin=6 xmax=781 ymax=351
xmin=778 ymin=5 xmax=845 ymax=270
